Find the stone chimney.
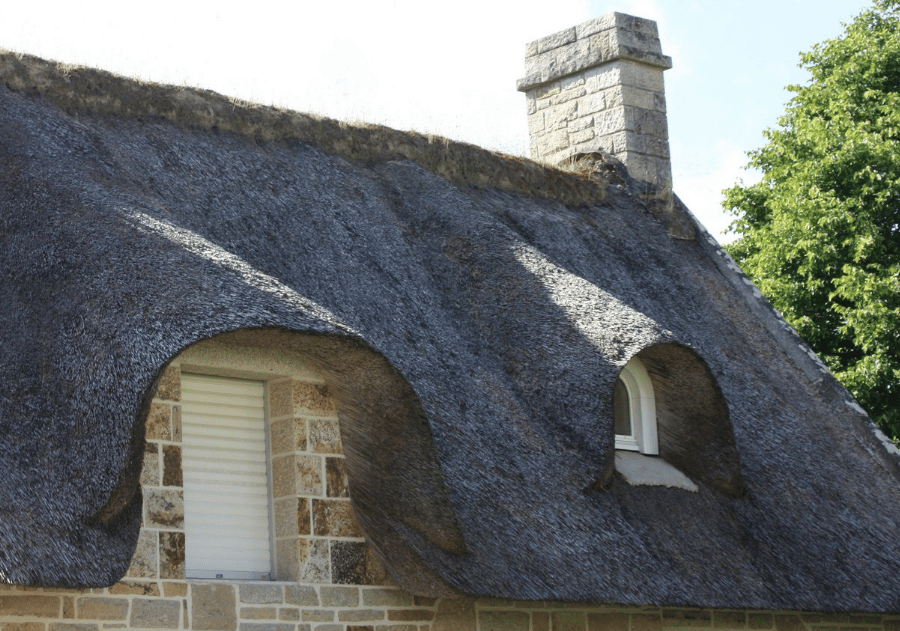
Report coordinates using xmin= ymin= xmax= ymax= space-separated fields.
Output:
xmin=517 ymin=13 xmax=673 ymax=191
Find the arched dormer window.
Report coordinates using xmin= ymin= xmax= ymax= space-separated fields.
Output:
xmin=613 ymin=357 xmax=658 ymax=455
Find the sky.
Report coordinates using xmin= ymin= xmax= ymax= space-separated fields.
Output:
xmin=0 ymin=0 xmax=874 ymax=242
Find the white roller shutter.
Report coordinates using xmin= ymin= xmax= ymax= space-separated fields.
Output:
xmin=181 ymin=373 xmax=273 ymax=580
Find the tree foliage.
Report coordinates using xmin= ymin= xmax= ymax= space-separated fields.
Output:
xmin=725 ymin=0 xmax=900 ymax=440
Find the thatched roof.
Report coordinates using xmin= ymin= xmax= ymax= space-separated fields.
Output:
xmin=1 ymin=51 xmax=899 ymax=611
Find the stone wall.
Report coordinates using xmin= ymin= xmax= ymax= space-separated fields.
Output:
xmin=517 ymin=12 xmax=673 ymax=190
xmin=0 ymin=345 xmax=898 ymax=631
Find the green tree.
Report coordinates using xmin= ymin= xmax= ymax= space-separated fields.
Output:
xmin=724 ymin=0 xmax=900 ymax=440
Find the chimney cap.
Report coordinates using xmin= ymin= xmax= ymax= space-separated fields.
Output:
xmin=517 ymin=12 xmax=672 ymax=93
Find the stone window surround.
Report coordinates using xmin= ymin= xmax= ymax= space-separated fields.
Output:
xmin=140 ymin=338 xmax=386 ymax=587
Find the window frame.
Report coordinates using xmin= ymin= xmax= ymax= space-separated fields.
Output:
xmin=613 ymin=357 xmax=659 ymax=456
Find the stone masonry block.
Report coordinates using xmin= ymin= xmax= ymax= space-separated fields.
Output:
xmin=49 ymin=625 xmax=98 ymax=631
xmin=619 ymin=13 xmax=661 ymax=37
xmin=536 ymin=27 xmax=576 ymax=54
xmin=268 ymin=380 xmax=292 ymax=418
xmin=533 ymin=612 xmax=550 ymax=631
xmin=545 ymin=102 xmax=578 ymax=130
xmin=712 ymin=612 xmax=746 ymax=629
xmin=309 ymin=418 xmax=342 ymax=454
xmin=1 ymin=623 xmax=46 ymax=631
xmin=76 ymin=598 xmax=128 ymax=621
xmin=586 ymin=32 xmax=615 ymax=65
xmin=275 ymin=497 xmax=310 ymax=537
xmin=569 ymin=128 xmax=596 ymax=146
xmin=162 ymin=445 xmax=182 ymax=487
xmin=584 ymin=63 xmax=624 ymax=93
xmin=662 ymin=610 xmax=712 ymax=628
xmin=552 ymin=612 xmax=587 ymax=631
xmin=279 ymin=609 xmax=301 ymax=621
xmin=275 ymin=539 xmax=298 ymax=582
xmin=576 ymin=14 xmax=616 ymax=39
xmin=163 ymin=583 xmax=187 ymax=597
xmin=299 ymin=538 xmax=330 ymax=583
xmin=313 ymin=499 xmax=362 ymax=537
xmin=559 ymin=74 xmax=586 ymax=90
xmin=555 ymin=39 xmax=591 ymax=73
xmin=432 ymin=599 xmax=476 ymax=631
xmin=361 ymin=589 xmax=414 ymax=607
xmin=339 ymin=610 xmax=385 ymax=622
xmin=126 ymin=530 xmax=158 ymax=579
xmin=632 ymin=109 xmax=668 ymax=139
xmin=109 ymin=582 xmax=160 ymax=596
xmin=388 ymin=611 xmax=435 ymax=622
xmin=271 ymin=418 xmax=307 ymax=455
xmin=295 ymin=455 xmax=324 ymax=496
xmin=598 ymin=131 xmax=629 ymax=154
xmin=0 ymin=596 xmax=61 ymax=617
xmin=550 ymin=86 xmax=587 ymax=106
xmin=145 ymin=403 xmax=172 ymax=441
xmin=587 ymin=613 xmax=627 ymax=631
xmin=155 ymin=366 xmax=181 ymax=401
xmin=145 ymin=488 xmax=184 ymax=529
xmin=535 ymin=84 xmax=561 ymax=101
xmin=320 ymin=586 xmax=359 ymax=607
xmin=160 ymin=531 xmax=185 ymax=579
xmin=271 ymin=455 xmax=296 ymax=498
xmin=528 ymin=112 xmax=545 ymax=136
xmin=627 ymin=63 xmax=665 ymax=92
xmin=240 ymin=584 xmax=283 ymax=604
xmin=612 ymin=27 xmax=663 ymax=56
xmin=526 ymin=98 xmax=537 ymax=116
xmin=284 ymin=585 xmax=319 ymax=607
xmin=130 ymin=599 xmax=180 ymax=629
xmin=578 ymin=93 xmax=607 ymax=116
xmin=238 ymin=624 xmax=295 ymax=631
xmin=240 ymin=608 xmax=277 ymax=620
xmin=568 ymin=116 xmax=595 ymax=134
xmin=331 ymin=541 xmax=389 ymax=586
xmin=192 ymin=584 xmax=237 ymax=631
xmin=293 ymin=382 xmax=334 ymax=415
xmin=141 ymin=442 xmax=160 ymax=487
xmin=302 ymin=611 xmax=335 ymax=623
xmin=748 ymin=615 xmax=773 ymax=630
xmin=479 ymin=611 xmax=529 ymax=631
xmin=772 ymin=615 xmax=803 ymax=631
xmin=631 ymin=615 xmax=662 ymax=631
xmin=326 ymin=457 xmax=349 ymax=498
xmin=594 ymin=109 xmax=631 ymax=137
xmin=172 ymin=405 xmax=182 ymax=441
xmin=624 ymin=154 xmax=672 ymax=188
xmin=270 ymin=419 xmax=291 ymax=455
xmin=525 ymin=40 xmax=538 ymax=58
xmin=620 ymin=86 xmax=663 ymax=111
xmin=63 ymin=595 xmax=75 ymax=619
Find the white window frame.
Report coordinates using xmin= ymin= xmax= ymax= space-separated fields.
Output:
xmin=181 ymin=372 xmax=275 ymax=581
xmin=614 ymin=357 xmax=659 ymax=456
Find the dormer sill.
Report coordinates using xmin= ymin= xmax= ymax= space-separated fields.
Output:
xmin=615 ymin=451 xmax=698 ymax=492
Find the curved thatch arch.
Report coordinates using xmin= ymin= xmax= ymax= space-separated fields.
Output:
xmin=130 ymin=328 xmax=466 ymax=594
xmin=633 ymin=343 xmax=745 ymax=497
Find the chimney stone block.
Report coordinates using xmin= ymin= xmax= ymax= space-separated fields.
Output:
xmin=536 ymin=27 xmax=576 ymax=54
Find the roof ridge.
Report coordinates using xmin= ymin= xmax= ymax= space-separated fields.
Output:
xmin=0 ymin=50 xmax=614 ymax=208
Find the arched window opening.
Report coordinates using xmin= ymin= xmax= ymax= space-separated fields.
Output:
xmin=613 ymin=357 xmax=658 ymax=456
